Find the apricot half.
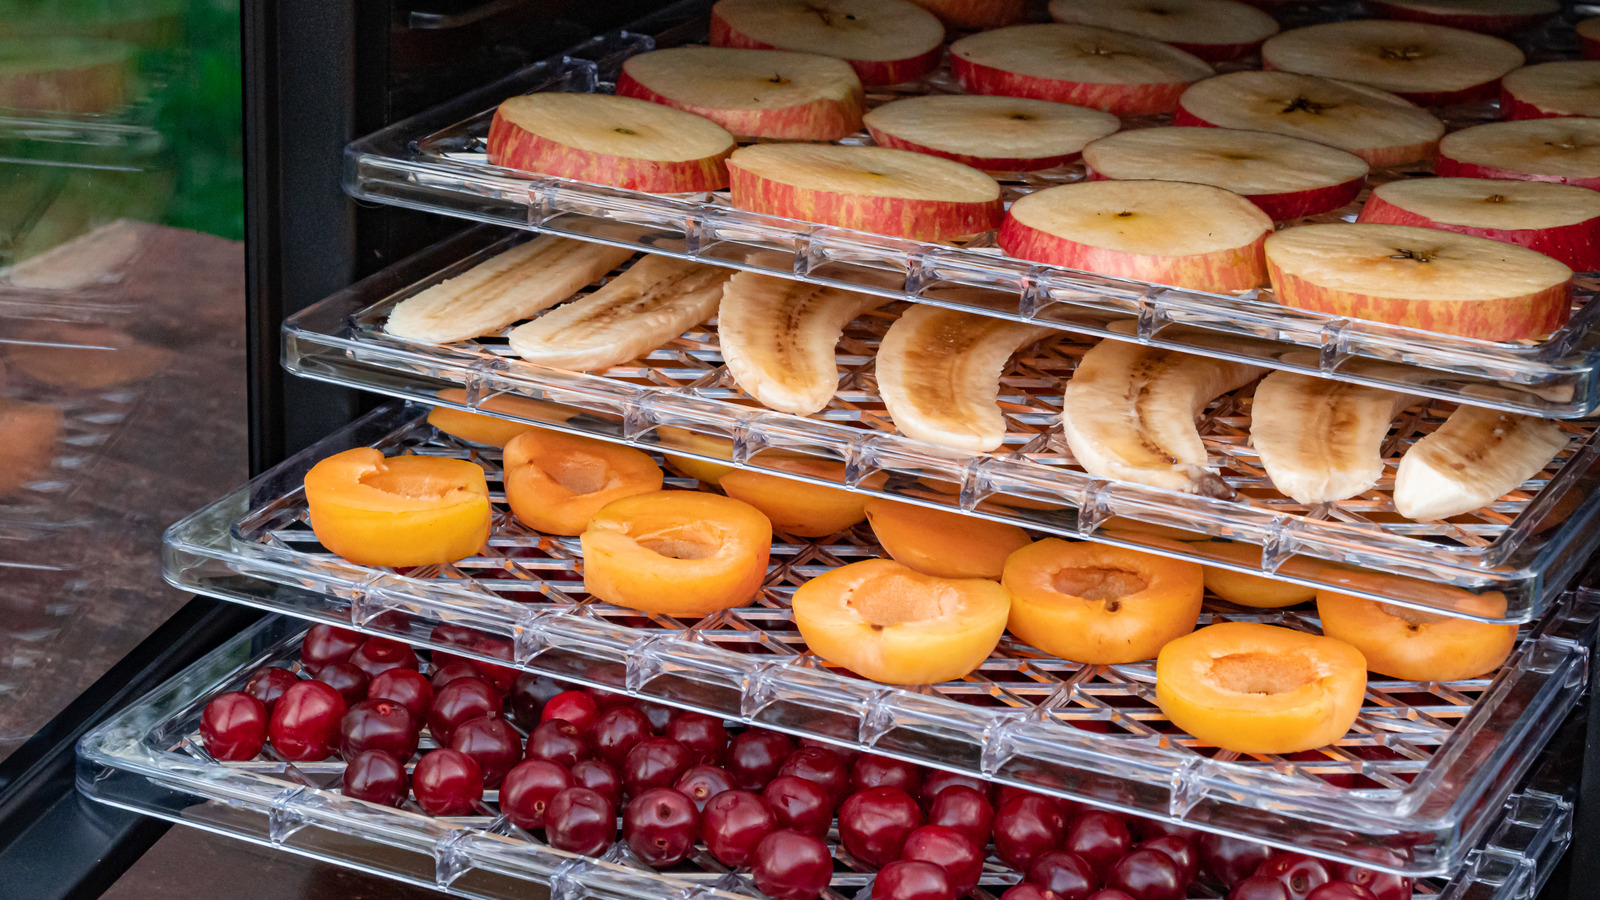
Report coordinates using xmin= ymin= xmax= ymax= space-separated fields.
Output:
xmin=1003 ymin=539 xmax=1204 ymax=665
xmin=656 ymin=426 xmax=737 ymax=486
xmin=720 ymin=460 xmax=867 ymax=537
xmin=581 ymin=491 xmax=772 ymax=617
xmin=1155 ymin=623 xmax=1368 ymax=755
xmin=865 ymin=500 xmax=1030 ymax=580
xmin=503 ymin=429 xmax=664 ymax=536
xmin=790 ymin=558 xmax=1011 ymax=685
xmin=427 ymin=389 xmax=571 ymax=447
xmin=305 ymin=448 xmax=491 ymax=567
xmin=1191 ymin=541 xmax=1317 ymax=609
xmin=1316 ymin=590 xmax=1516 ymax=683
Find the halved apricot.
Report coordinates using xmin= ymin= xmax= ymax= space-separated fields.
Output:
xmin=790 ymin=558 xmax=1011 ymax=685
xmin=0 ymin=398 xmax=62 ymax=497
xmin=581 ymin=491 xmax=772 ymax=617
xmin=1316 ymin=590 xmax=1516 ymax=682
xmin=656 ymin=426 xmax=737 ymax=486
xmin=305 ymin=448 xmax=491 ymax=567
xmin=1002 ymin=539 xmax=1204 ymax=665
xmin=865 ymin=499 xmax=1030 ymax=580
xmin=427 ymin=389 xmax=572 ymax=447
xmin=1155 ymin=622 xmax=1368 ymax=755
xmin=720 ymin=460 xmax=867 ymax=537
xmin=1191 ymin=541 xmax=1317 ymax=609
xmin=503 ymin=429 xmax=663 ymax=536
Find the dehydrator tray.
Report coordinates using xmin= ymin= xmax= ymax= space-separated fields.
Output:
xmin=79 ymin=615 xmax=1585 ymax=895
xmin=284 ymin=228 xmax=1600 ymax=624
xmin=342 ymin=0 xmax=1600 ymax=419
xmin=160 ymin=403 xmax=1598 ymax=875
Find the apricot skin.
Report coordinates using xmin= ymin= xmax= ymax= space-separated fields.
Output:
xmin=720 ymin=463 xmax=867 ymax=537
xmin=305 ymin=448 xmax=492 ymax=568
xmin=1191 ymin=541 xmax=1316 ymax=609
xmin=503 ymin=429 xmax=663 ymax=535
xmin=865 ymin=500 xmax=1030 ymax=580
xmin=1316 ymin=590 xmax=1516 ymax=683
xmin=427 ymin=389 xmax=573 ymax=447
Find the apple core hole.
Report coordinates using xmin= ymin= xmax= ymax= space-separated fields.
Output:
xmin=1051 ymin=566 xmax=1149 ymax=603
xmin=360 ymin=468 xmax=458 ymax=501
xmin=548 ymin=452 xmax=613 ymax=495
xmin=1208 ymin=651 xmax=1317 ymax=695
xmin=847 ymin=573 xmax=950 ymax=627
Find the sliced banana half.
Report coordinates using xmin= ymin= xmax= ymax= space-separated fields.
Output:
xmin=1394 ymin=406 xmax=1568 ymax=521
xmin=1250 ymin=371 xmax=1416 ymax=506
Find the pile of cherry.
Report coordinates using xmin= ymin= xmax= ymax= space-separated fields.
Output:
xmin=198 ymin=624 xmax=1410 ymax=900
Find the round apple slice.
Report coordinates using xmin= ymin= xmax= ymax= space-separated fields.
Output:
xmin=1260 ymin=20 xmax=1524 ymax=106
xmin=726 ymin=144 xmax=1003 ymax=241
xmin=487 ymin=93 xmax=734 ymax=193
xmin=1356 ymin=178 xmax=1600 ymax=271
xmin=1436 ymin=118 xmax=1600 ymax=191
xmin=1047 ymin=0 xmax=1279 ymax=64
xmin=1500 ymin=62 xmax=1600 ymax=121
xmin=1265 ymin=223 xmax=1572 ymax=340
xmin=1176 ymin=72 xmax=1444 ymax=169
xmin=616 ymin=47 xmax=864 ymax=141
xmin=910 ymin=0 xmax=1026 ymax=30
xmin=999 ymin=180 xmax=1272 ymax=293
xmin=950 ymin=24 xmax=1213 ymax=117
xmin=1081 ymin=127 xmax=1369 ymax=220
xmin=710 ymin=0 xmax=945 ymax=86
xmin=1366 ymin=0 xmax=1557 ymax=36
xmin=864 ymin=95 xmax=1119 ymax=171
xmin=1581 ymin=18 xmax=1600 ymax=61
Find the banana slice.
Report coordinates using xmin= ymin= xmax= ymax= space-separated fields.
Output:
xmin=1394 ymin=406 xmax=1568 ymax=521
xmin=507 ymin=255 xmax=734 ymax=371
xmin=1062 ymin=342 xmax=1264 ymax=497
xmin=718 ymin=272 xmax=891 ymax=415
xmin=1250 ymin=371 xmax=1416 ymax=505
xmin=386 ymin=235 xmax=633 ymax=344
xmin=876 ymin=305 xmax=1055 ymax=454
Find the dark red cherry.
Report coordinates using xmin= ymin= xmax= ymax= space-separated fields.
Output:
xmin=1256 ymin=853 xmax=1333 ymax=900
xmin=901 ymin=824 xmax=984 ymax=897
xmin=1027 ymin=850 xmax=1097 ymax=900
xmin=1200 ymin=833 xmax=1276 ymax=889
xmin=762 ymin=775 xmax=834 ymax=838
xmin=777 ymin=746 xmax=849 ymax=806
xmin=412 ymin=748 xmax=483 ymax=816
xmin=1305 ymin=886 xmax=1377 ymax=900
xmin=588 ymin=686 xmax=636 ymax=709
xmin=751 ymin=830 xmax=832 ymax=900
xmin=200 ymin=691 xmax=268 ymax=761
xmin=571 ymin=758 xmax=622 ymax=809
xmin=1135 ymin=819 xmax=1199 ymax=842
xmin=665 ymin=712 xmax=729 ymax=765
xmin=427 ymin=677 xmax=502 ymax=746
xmin=920 ymin=770 xmax=993 ymax=809
xmin=1229 ymin=877 xmax=1292 ymax=900
xmin=340 ymin=698 xmax=418 ymax=759
xmin=1107 ymin=848 xmax=1184 ymax=900
xmin=1065 ymin=811 xmax=1133 ymax=878
xmin=875 ymin=860 xmax=953 ymax=900
xmin=526 ymin=719 xmax=591 ymax=768
xmin=727 ymin=730 xmax=795 ymax=790
xmin=508 ymin=672 xmax=566 ymax=728
xmin=702 ymin=789 xmax=776 ymax=867
xmin=450 ymin=716 xmax=523 ymax=787
xmin=590 ymin=706 xmax=654 ymax=766
xmin=993 ymin=795 xmax=1067 ymax=871
xmin=429 ymin=624 xmax=480 ymax=667
xmin=675 ymin=764 xmax=737 ymax=811
xmin=464 ymin=634 xmax=517 ymax=692
xmin=838 ymin=787 xmax=923 ymax=868
xmin=545 ymin=786 xmax=616 ymax=856
xmin=849 ymin=754 xmax=922 ymax=795
xmin=314 ymin=662 xmax=369 ymax=706
xmin=243 ymin=667 xmax=298 ymax=714
xmin=349 ymin=637 xmax=419 ymax=680
xmin=342 ymin=749 xmax=409 ymax=806
xmin=301 ymin=624 xmax=363 ymax=674
xmin=431 ymin=660 xmax=485 ymax=690
xmin=1138 ymin=835 xmax=1198 ymax=886
xmin=624 ymin=787 xmax=701 ymax=867
xmin=268 ymin=680 xmax=347 ymax=761
xmin=1002 ymin=887 xmax=1063 ymax=900
xmin=623 ymin=738 xmax=694 ymax=796
xmin=1089 ymin=893 xmax=1138 ymax=900
xmin=926 ymin=783 xmax=993 ymax=847
xmin=639 ymin=702 xmax=675 ymax=733
xmin=1333 ymin=857 xmax=1411 ymax=900
xmin=500 ymin=758 xmax=573 ymax=829
xmin=367 ymin=667 xmax=433 ymax=721
xmin=541 ymin=690 xmax=599 ymax=732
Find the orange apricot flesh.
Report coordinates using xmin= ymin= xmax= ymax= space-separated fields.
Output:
xmin=1191 ymin=541 xmax=1317 ymax=609
xmin=305 ymin=447 xmax=491 ymax=567
xmin=790 ymin=558 xmax=1011 ymax=685
xmin=1316 ymin=589 xmax=1516 ymax=682
xmin=656 ymin=425 xmax=738 ymax=486
xmin=720 ymin=460 xmax=866 ymax=537
xmin=1156 ymin=622 xmax=1368 ymax=755
xmin=503 ymin=429 xmax=663 ymax=536
xmin=865 ymin=499 xmax=1030 ymax=580
xmin=1003 ymin=539 xmax=1204 ymax=665
xmin=0 ymin=398 xmax=62 ymax=497
xmin=582 ymin=491 xmax=772 ymax=617
xmin=427 ymin=389 xmax=573 ymax=447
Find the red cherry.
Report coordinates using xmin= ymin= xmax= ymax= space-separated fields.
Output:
xmin=837 ymin=787 xmax=923 ymax=867
xmin=431 ymin=660 xmax=486 ymax=690
xmin=590 ymin=706 xmax=654 ymax=766
xmin=762 ymin=775 xmax=834 ymax=838
xmin=1135 ymin=819 xmax=1199 ymax=842
xmin=1002 ymin=887 xmax=1062 ymax=900
xmin=268 ymin=680 xmax=347 ymax=761
xmin=500 ymin=758 xmax=573 ymax=829
xmin=727 ymin=730 xmax=796 ymax=790
xmin=1107 ymin=848 xmax=1185 ymax=900
xmin=200 ymin=691 xmax=268 ymax=761
xmin=340 ymin=698 xmax=419 ymax=759
xmin=243 ymin=666 xmax=298 ymax=714
xmin=1200 ymin=834 xmax=1275 ymax=889
xmin=624 ymin=787 xmax=701 ymax=867
xmin=674 ymin=764 xmax=737 ymax=811
xmin=665 ymin=713 xmax=729 ymax=765
xmin=526 ymin=719 xmax=592 ymax=768
xmin=545 ymin=786 xmax=616 ymax=856
xmin=875 ymin=860 xmax=954 ymax=900
xmin=588 ymin=686 xmax=636 ymax=709
xmin=413 ymin=748 xmax=484 ymax=816
xmin=301 ymin=623 xmax=363 ymax=673
xmin=571 ymin=758 xmax=622 ymax=809
xmin=1305 ymin=886 xmax=1377 ymax=900
xmin=314 ymin=661 xmax=369 ymax=706
xmin=1256 ymin=853 xmax=1333 ymax=900
xmin=998 ymin=785 xmax=1075 ymax=820
xmin=450 ymin=716 xmax=523 ymax=787
xmin=1333 ymin=858 xmax=1411 ymax=900
xmin=349 ymin=637 xmax=419 ymax=679
xmin=900 ymin=825 xmax=984 ymax=897
xmin=777 ymin=746 xmax=849 ymax=806
xmin=1138 ymin=835 xmax=1199 ymax=886
xmin=639 ymin=702 xmax=674 ymax=733
xmin=1088 ymin=893 xmax=1138 ymax=900
xmin=849 ymin=754 xmax=923 ymax=795
xmin=993 ymin=795 xmax=1067 ymax=871
xmin=427 ymin=677 xmax=502 ymax=745
xmin=920 ymin=770 xmax=992 ymax=809
xmin=368 ymin=668 xmax=433 ymax=721
xmin=926 ymin=784 xmax=994 ymax=847
xmin=1027 ymin=850 xmax=1097 ymax=900
xmin=508 ymin=672 xmax=566 ymax=728
xmin=464 ymin=634 xmax=517 ymax=692
xmin=751 ymin=830 xmax=832 ymax=900
xmin=702 ymin=789 xmax=776 ymax=867
xmin=342 ymin=749 xmax=409 ymax=806
xmin=800 ymin=736 xmax=857 ymax=765
xmin=1229 ymin=877 xmax=1292 ymax=900
xmin=624 ymin=738 xmax=695 ymax=797
xmin=541 ymin=690 xmax=599 ymax=732
xmin=1065 ymin=811 xmax=1133 ymax=878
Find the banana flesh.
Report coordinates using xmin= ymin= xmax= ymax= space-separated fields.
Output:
xmin=386 ymin=235 xmax=633 ymax=343
xmin=1250 ymin=371 xmax=1416 ymax=505
xmin=1394 ymin=406 xmax=1568 ymax=521
xmin=717 ymin=272 xmax=891 ymax=415
xmin=876 ymin=305 xmax=1055 ymax=454
xmin=1062 ymin=342 xmax=1265 ymax=497
xmin=507 ymin=254 xmax=733 ymax=371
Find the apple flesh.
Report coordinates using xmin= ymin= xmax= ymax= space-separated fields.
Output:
xmin=910 ymin=0 xmax=1026 ymax=30
xmin=1260 ymin=20 xmax=1524 ymax=106
xmin=1000 ymin=179 xmax=1272 ymax=294
xmin=1356 ymin=177 xmax=1600 ymax=272
xmin=1499 ymin=61 xmax=1600 ymax=121
xmin=1581 ymin=18 xmax=1600 ymax=61
xmin=1436 ymin=118 xmax=1600 ymax=191
xmin=1365 ymin=0 xmax=1558 ymax=36
xmin=951 ymin=23 xmax=1213 ymax=117
xmin=487 ymin=93 xmax=733 ymax=193
xmin=864 ymin=94 xmax=1119 ymax=171
xmin=1048 ymin=0 xmax=1279 ymax=64
xmin=616 ymin=47 xmax=864 ymax=141
xmin=1265 ymin=223 xmax=1572 ymax=340
xmin=726 ymin=143 xmax=1003 ymax=241
xmin=710 ymin=0 xmax=945 ymax=86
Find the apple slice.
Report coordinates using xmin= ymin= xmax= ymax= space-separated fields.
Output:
xmin=1000 ymin=180 xmax=1272 ymax=293
xmin=1581 ymin=18 xmax=1600 ymax=61
xmin=1047 ymin=0 xmax=1279 ymax=64
xmin=1500 ymin=61 xmax=1600 ymax=121
xmin=616 ymin=47 xmax=864 ymax=141
xmin=864 ymin=95 xmax=1119 ymax=171
xmin=1081 ymin=126 xmax=1368 ymax=220
xmin=910 ymin=0 xmax=1026 ymax=30
xmin=1260 ymin=20 xmax=1524 ymax=106
xmin=710 ymin=0 xmax=945 ymax=86
xmin=1365 ymin=0 xmax=1558 ymax=36
xmin=1436 ymin=118 xmax=1600 ymax=191
xmin=1176 ymin=72 xmax=1445 ymax=168
xmin=726 ymin=143 xmax=1003 ymax=241
xmin=1265 ymin=223 xmax=1572 ymax=340
xmin=487 ymin=93 xmax=734 ymax=193
xmin=1356 ymin=178 xmax=1600 ymax=271
xmin=950 ymin=24 xmax=1213 ymax=117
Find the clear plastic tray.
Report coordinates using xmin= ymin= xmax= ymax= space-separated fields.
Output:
xmin=342 ymin=3 xmax=1600 ymax=419
xmin=284 ymin=228 xmax=1600 ymax=624
xmin=77 ymin=614 xmax=1584 ymax=895
xmin=160 ymin=404 xmax=1598 ymax=875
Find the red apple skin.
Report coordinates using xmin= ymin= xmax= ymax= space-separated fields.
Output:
xmin=913 ymin=0 xmax=1027 ymax=30
xmin=1171 ymin=104 xmax=1440 ymax=169
xmin=727 ymin=163 xmax=1003 ymax=241
xmin=1356 ymin=193 xmax=1600 ymax=271
xmin=1083 ymin=168 xmax=1364 ymax=221
xmin=1497 ymin=84 xmax=1591 ymax=122
xmin=866 ymin=126 xmax=1081 ymax=172
xmin=614 ymin=70 xmax=865 ymax=141
xmin=709 ymin=10 xmax=944 ymax=86
xmin=1167 ymin=39 xmax=1266 ymax=65
xmin=1365 ymin=1 xmax=1556 ymax=36
xmin=485 ymin=109 xmax=731 ymax=193
xmin=952 ymin=55 xmax=1193 ymax=117
xmin=1434 ymin=155 xmax=1600 ymax=192
xmin=999 ymin=216 xmax=1269 ymax=294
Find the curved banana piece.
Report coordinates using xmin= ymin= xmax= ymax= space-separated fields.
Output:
xmin=508 ymin=255 xmax=732 ymax=371
xmin=1250 ymin=371 xmax=1416 ymax=505
xmin=1062 ymin=342 xmax=1265 ymax=497
xmin=1394 ymin=406 xmax=1568 ymax=521
xmin=718 ymin=272 xmax=891 ymax=415
xmin=876 ymin=305 xmax=1054 ymax=454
